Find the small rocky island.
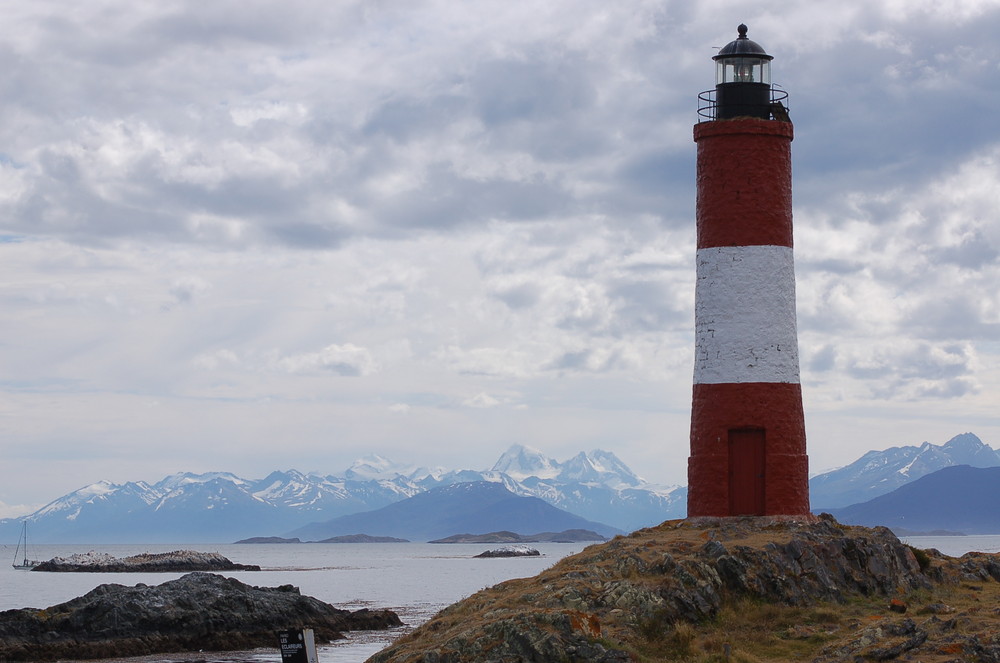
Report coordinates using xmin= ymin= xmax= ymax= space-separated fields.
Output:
xmin=32 ymin=549 xmax=261 ymax=572
xmin=369 ymin=515 xmax=1000 ymax=662
xmin=474 ymin=545 xmax=541 ymax=558
xmin=0 ymin=572 xmax=401 ymax=661
xmin=430 ymin=529 xmax=606 ymax=544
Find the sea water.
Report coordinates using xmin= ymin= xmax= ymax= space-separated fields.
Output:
xmin=0 ymin=541 xmax=593 ymax=662
xmin=2 ymin=535 xmax=999 ymax=663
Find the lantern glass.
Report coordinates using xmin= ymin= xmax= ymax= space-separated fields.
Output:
xmin=716 ymin=57 xmax=770 ymax=85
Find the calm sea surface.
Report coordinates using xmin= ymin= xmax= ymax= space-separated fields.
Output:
xmin=2 ymin=535 xmax=999 ymax=663
xmin=0 ymin=541 xmax=592 ymax=662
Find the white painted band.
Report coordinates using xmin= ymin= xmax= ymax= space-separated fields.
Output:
xmin=694 ymin=245 xmax=801 ymax=384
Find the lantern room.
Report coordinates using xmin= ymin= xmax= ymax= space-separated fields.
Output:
xmin=715 ymin=25 xmax=771 ymax=85
xmin=701 ymin=24 xmax=785 ymax=121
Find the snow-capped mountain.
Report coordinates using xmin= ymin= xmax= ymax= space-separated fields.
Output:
xmin=0 ymin=447 xmax=685 ymax=543
xmin=490 ymin=445 xmax=645 ymax=489
xmin=809 ymin=432 xmax=1000 ymax=509
xmin=396 ymin=446 xmax=684 ymax=531
xmin=5 ymin=433 xmax=993 ymax=543
xmin=556 ymin=450 xmax=643 ymax=489
xmin=827 ymin=465 xmax=1000 ymax=534
xmin=490 ymin=445 xmax=562 ymax=480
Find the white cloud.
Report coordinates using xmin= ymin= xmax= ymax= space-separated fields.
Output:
xmin=462 ymin=392 xmax=504 ymax=408
xmin=193 ymin=349 xmax=240 ymax=371
xmin=276 ymin=343 xmax=378 ymax=377
xmin=879 ymin=0 xmax=999 ymax=22
xmin=3 ymin=0 xmax=1000 ymax=508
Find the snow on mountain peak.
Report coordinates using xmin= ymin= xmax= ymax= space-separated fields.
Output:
xmin=32 ymin=480 xmax=117 ymax=517
xmin=810 ymin=432 xmax=999 ymax=509
xmin=344 ymin=454 xmax=419 ymax=480
xmin=557 ymin=450 xmax=643 ymax=488
xmin=75 ymin=480 xmax=118 ymax=498
xmin=586 ymin=449 xmax=644 ymax=486
xmin=942 ymin=433 xmax=983 ymax=450
xmin=5 ymin=447 xmax=684 ymax=542
xmin=155 ymin=472 xmax=247 ymax=491
xmin=490 ymin=444 xmax=560 ymax=480
xmin=939 ymin=433 xmax=999 ymax=465
xmin=488 ymin=446 xmax=644 ymax=488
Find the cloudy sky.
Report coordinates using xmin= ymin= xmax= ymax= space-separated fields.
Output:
xmin=2 ymin=0 xmax=1000 ymax=517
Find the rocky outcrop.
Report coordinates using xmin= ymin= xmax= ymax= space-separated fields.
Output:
xmin=369 ymin=516 xmax=1000 ymax=663
xmin=32 ymin=550 xmax=261 ymax=572
xmin=474 ymin=546 xmax=540 ymax=558
xmin=0 ymin=572 xmax=401 ymax=661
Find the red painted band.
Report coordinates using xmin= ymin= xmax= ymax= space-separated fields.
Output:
xmin=690 ymin=382 xmax=806 ymax=455
xmin=694 ymin=118 xmax=793 ymax=249
xmin=688 ymin=381 xmax=809 ymax=517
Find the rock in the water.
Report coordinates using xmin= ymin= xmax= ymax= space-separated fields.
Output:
xmin=32 ymin=549 xmax=261 ymax=572
xmin=0 ymin=572 xmax=401 ymax=661
xmin=368 ymin=516 xmax=1000 ymax=663
xmin=474 ymin=546 xmax=541 ymax=558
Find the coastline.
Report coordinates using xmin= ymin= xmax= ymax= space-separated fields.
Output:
xmin=2 ymin=542 xmax=592 ymax=663
xmin=5 ymin=536 xmax=1000 ymax=662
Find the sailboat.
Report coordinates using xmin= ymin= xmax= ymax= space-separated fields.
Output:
xmin=12 ymin=521 xmax=40 ymax=570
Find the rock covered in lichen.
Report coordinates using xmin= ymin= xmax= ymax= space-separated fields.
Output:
xmin=32 ymin=549 xmax=261 ymax=572
xmin=0 ymin=572 xmax=401 ymax=661
xmin=368 ymin=516 xmax=1000 ymax=663
xmin=474 ymin=545 xmax=540 ymax=558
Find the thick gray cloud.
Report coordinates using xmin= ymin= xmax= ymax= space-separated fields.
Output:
xmin=2 ymin=0 xmax=1000 ymax=513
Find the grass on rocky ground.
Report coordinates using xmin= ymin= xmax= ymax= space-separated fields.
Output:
xmin=378 ymin=525 xmax=1000 ymax=663
xmin=630 ymin=598 xmax=852 ymax=662
xmin=626 ymin=573 xmax=1000 ymax=663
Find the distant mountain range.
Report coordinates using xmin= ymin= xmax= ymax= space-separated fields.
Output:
xmin=0 ymin=446 xmax=683 ymax=543
xmin=4 ymin=433 xmax=997 ymax=543
xmin=825 ymin=465 xmax=1000 ymax=534
xmin=287 ymin=481 xmax=622 ymax=542
xmin=809 ymin=432 xmax=1000 ymax=508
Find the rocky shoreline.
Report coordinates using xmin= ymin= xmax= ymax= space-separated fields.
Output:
xmin=0 ymin=572 xmax=401 ymax=661
xmin=32 ymin=550 xmax=261 ymax=572
xmin=369 ymin=515 xmax=1000 ymax=662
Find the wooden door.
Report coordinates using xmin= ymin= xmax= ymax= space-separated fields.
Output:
xmin=729 ymin=428 xmax=766 ymax=515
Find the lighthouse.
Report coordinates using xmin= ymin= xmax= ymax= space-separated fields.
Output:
xmin=687 ymin=25 xmax=810 ymax=518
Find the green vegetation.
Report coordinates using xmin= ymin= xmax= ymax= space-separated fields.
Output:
xmin=905 ymin=544 xmax=932 ymax=572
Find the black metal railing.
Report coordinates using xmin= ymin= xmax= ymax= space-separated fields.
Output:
xmin=697 ymin=87 xmax=789 ymax=122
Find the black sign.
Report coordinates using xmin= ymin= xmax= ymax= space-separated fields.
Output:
xmin=277 ymin=629 xmax=313 ymax=663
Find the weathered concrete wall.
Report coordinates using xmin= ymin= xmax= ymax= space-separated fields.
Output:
xmin=689 ymin=117 xmax=808 ymax=517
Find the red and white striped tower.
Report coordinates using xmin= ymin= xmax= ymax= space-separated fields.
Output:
xmin=687 ymin=25 xmax=810 ymax=517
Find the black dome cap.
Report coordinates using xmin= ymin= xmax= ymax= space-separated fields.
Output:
xmin=713 ymin=24 xmax=773 ymax=61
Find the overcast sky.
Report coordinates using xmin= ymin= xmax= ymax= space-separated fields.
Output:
xmin=2 ymin=0 xmax=1000 ymax=517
